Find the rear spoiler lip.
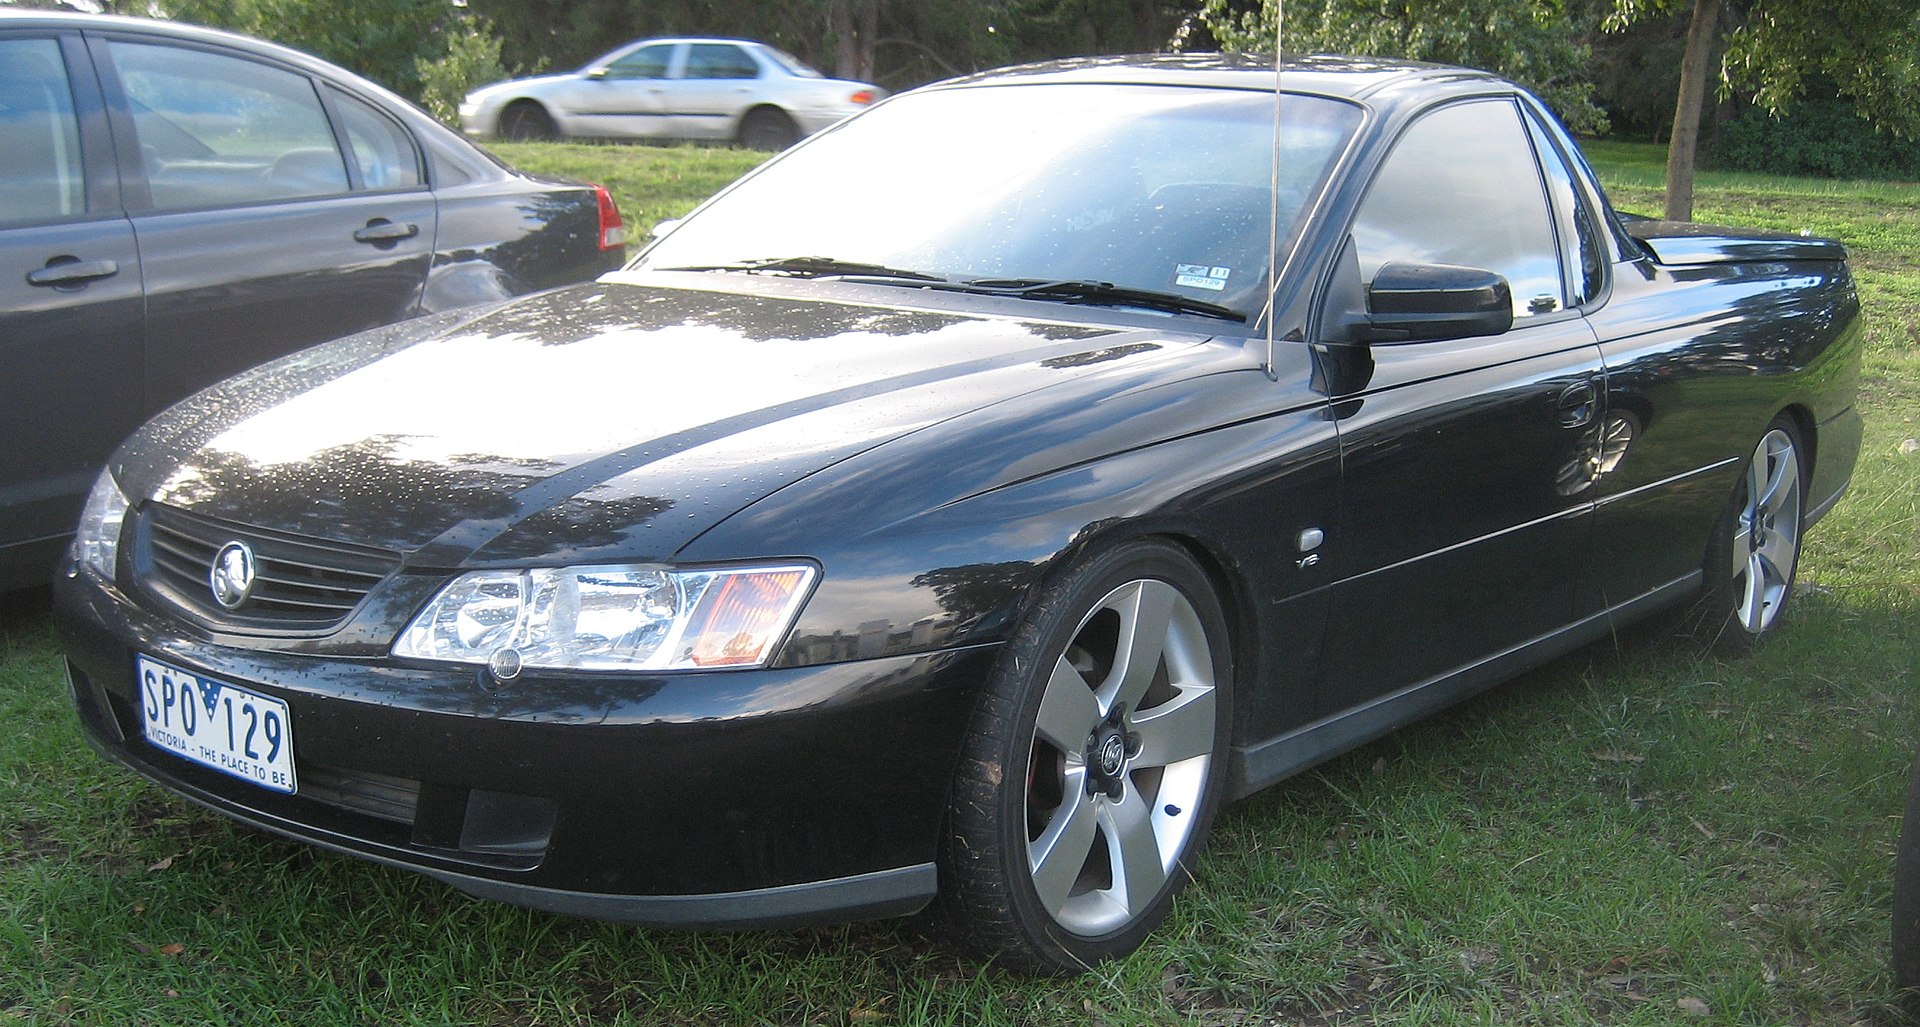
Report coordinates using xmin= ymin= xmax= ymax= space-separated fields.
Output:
xmin=1620 ymin=216 xmax=1848 ymax=265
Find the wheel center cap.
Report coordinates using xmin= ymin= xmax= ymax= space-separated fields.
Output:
xmin=1095 ymin=731 xmax=1127 ymax=777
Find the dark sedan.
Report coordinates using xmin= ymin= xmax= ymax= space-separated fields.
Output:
xmin=55 ymin=55 xmax=1862 ymax=972
xmin=1 ymin=10 xmax=627 ymax=590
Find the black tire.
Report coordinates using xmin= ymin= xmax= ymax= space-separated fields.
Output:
xmin=499 ymin=101 xmax=557 ymax=142
xmin=1694 ymin=415 xmax=1806 ymax=654
xmin=738 ymin=107 xmax=798 ymax=151
xmin=1896 ymin=745 xmax=1920 ymax=1009
xmin=936 ymin=539 xmax=1234 ymax=973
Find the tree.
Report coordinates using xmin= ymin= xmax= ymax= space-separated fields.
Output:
xmin=1611 ymin=0 xmax=1920 ymax=219
xmin=1197 ymin=0 xmax=1607 ymax=134
xmin=159 ymin=0 xmax=456 ymax=99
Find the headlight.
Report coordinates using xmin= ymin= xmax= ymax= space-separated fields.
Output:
xmin=73 ymin=468 xmax=130 ymax=582
xmin=394 ymin=564 xmax=817 ymax=672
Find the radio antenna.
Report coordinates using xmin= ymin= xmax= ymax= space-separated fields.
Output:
xmin=1263 ymin=1 xmax=1285 ymax=379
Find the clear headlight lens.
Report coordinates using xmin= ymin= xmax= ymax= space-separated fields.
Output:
xmin=74 ymin=469 xmax=130 ymax=582
xmin=394 ymin=564 xmax=817 ymax=672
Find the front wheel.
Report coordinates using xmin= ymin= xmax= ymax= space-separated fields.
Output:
xmin=1698 ymin=416 xmax=1806 ymax=653
xmin=499 ymin=102 xmax=557 ymax=142
xmin=937 ymin=540 xmax=1233 ymax=973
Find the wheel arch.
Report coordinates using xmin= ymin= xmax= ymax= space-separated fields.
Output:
xmin=1015 ymin=521 xmax=1262 ymax=740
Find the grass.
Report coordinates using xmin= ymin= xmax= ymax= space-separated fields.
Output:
xmin=3 ymin=138 xmax=1919 ymax=1025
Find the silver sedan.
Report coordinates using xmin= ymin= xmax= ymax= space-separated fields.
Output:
xmin=459 ymin=37 xmax=883 ymax=149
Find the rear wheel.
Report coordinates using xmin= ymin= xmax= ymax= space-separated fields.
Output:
xmin=738 ymin=107 xmax=798 ymax=151
xmin=499 ymin=101 xmax=556 ymax=142
xmin=937 ymin=540 xmax=1233 ymax=973
xmin=1697 ymin=416 xmax=1805 ymax=653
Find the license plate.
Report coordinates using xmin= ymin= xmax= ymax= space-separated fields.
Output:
xmin=137 ymin=656 xmax=297 ymax=795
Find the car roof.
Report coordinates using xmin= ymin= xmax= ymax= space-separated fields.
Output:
xmin=936 ymin=53 xmax=1512 ymax=107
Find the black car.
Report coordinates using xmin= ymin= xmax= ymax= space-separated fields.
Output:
xmin=55 ymin=55 xmax=1862 ymax=972
xmin=1 ymin=10 xmax=628 ymax=590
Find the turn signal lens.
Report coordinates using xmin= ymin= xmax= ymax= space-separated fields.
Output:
xmin=683 ymin=568 xmax=814 ymax=666
xmin=848 ymin=89 xmax=876 ymax=105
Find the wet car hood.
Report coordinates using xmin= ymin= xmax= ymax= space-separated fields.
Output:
xmin=115 ymin=281 xmax=1201 ymax=568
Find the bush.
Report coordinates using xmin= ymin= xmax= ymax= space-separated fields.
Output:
xmin=414 ymin=20 xmax=510 ymax=126
xmin=1708 ymin=93 xmax=1920 ymax=180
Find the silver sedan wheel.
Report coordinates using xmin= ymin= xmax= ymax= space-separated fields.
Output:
xmin=1025 ymin=578 xmax=1217 ymax=937
xmin=1730 ymin=427 xmax=1802 ymax=634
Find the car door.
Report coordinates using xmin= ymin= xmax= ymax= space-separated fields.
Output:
xmin=662 ymin=42 xmax=764 ymax=141
xmin=569 ymin=41 xmax=679 ymax=139
xmin=90 ymin=32 xmax=438 ymax=413
xmin=1314 ymin=97 xmax=1607 ymax=717
xmin=0 ymin=31 xmax=144 ymax=588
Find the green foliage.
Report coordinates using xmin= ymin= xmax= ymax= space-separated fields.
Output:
xmin=1707 ymin=92 xmax=1920 ymax=180
xmin=1718 ymin=0 xmax=1920 ymax=142
xmin=162 ymin=0 xmax=451 ymax=97
xmin=413 ymin=22 xmax=511 ymax=126
xmin=1198 ymin=0 xmax=1608 ymax=134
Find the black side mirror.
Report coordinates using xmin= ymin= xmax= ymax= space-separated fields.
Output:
xmin=1357 ymin=261 xmax=1513 ymax=343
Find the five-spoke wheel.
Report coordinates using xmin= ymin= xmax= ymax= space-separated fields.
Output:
xmin=1701 ymin=416 xmax=1806 ymax=651
xmin=938 ymin=540 xmax=1232 ymax=972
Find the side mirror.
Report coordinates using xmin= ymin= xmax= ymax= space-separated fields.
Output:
xmin=1354 ymin=261 xmax=1513 ymax=344
xmin=586 ymin=67 xmax=609 ymax=80
xmin=648 ymin=218 xmax=682 ymax=242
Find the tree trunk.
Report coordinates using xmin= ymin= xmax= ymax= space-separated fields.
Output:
xmin=1665 ymin=0 xmax=1721 ymax=222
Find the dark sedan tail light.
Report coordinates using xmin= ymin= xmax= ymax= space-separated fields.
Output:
xmin=594 ymin=184 xmax=626 ymax=251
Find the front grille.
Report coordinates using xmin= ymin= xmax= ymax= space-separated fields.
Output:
xmin=139 ymin=504 xmax=400 ymax=634
xmin=300 ymin=764 xmax=420 ymax=825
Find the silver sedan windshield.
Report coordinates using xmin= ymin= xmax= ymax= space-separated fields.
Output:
xmin=638 ymin=83 xmax=1363 ymax=318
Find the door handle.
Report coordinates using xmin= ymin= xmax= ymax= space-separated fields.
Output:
xmin=27 ymin=258 xmax=118 ymax=287
xmin=353 ymin=219 xmax=418 ymax=244
xmin=1556 ymin=379 xmax=1599 ymax=428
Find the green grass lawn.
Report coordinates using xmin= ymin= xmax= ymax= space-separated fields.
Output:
xmin=3 ymin=139 xmax=1918 ymax=1025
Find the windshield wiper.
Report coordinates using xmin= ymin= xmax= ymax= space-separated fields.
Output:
xmin=656 ymin=256 xmax=945 ymax=282
xmin=938 ymin=277 xmax=1247 ymax=322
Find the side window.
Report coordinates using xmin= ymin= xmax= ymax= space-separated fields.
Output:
xmin=1351 ymin=100 xmax=1564 ymax=319
xmin=109 ymin=40 xmax=348 ymax=211
xmin=606 ymin=44 xmax=674 ymax=80
xmin=1525 ymin=112 xmax=1605 ymax=306
xmin=0 ymin=38 xmax=85 ymax=225
xmin=684 ymin=44 xmax=760 ymax=80
xmin=330 ymin=88 xmax=422 ymax=191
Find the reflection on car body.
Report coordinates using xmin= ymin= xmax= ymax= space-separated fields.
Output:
xmin=57 ymin=54 xmax=1861 ymax=973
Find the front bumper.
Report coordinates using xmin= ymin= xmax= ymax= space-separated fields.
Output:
xmin=55 ymin=569 xmax=994 ymax=927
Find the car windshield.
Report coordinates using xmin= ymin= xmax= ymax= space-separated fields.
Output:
xmin=762 ymin=45 xmax=823 ymax=78
xmin=637 ymin=83 xmax=1363 ymax=320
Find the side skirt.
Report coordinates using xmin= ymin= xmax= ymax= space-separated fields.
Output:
xmin=1225 ymin=572 xmax=1701 ymax=801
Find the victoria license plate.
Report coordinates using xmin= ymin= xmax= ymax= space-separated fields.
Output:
xmin=137 ymin=656 xmax=297 ymax=794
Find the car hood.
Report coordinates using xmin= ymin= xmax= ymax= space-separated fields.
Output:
xmin=117 ymin=281 xmax=1207 ymax=568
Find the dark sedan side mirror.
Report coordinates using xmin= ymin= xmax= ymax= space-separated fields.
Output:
xmin=1357 ymin=261 xmax=1514 ymax=344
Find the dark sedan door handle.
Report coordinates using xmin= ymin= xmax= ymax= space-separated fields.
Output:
xmin=27 ymin=258 xmax=119 ymax=287
xmin=1557 ymin=380 xmax=1599 ymax=428
xmin=353 ymin=219 xmax=419 ymax=244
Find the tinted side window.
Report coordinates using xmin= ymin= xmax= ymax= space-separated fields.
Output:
xmin=684 ymin=44 xmax=760 ymax=80
xmin=1526 ymin=113 xmax=1605 ymax=306
xmin=109 ymin=40 xmax=348 ymax=211
xmin=330 ymin=89 xmax=422 ymax=190
xmin=0 ymin=38 xmax=85 ymax=225
xmin=1352 ymin=100 xmax=1564 ymax=318
xmin=607 ymin=43 xmax=674 ymax=80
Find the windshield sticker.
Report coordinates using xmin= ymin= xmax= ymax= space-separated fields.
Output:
xmin=1175 ymin=264 xmax=1231 ymax=292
